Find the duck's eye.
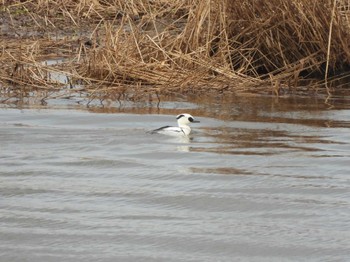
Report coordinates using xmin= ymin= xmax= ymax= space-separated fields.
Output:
xmin=188 ymin=117 xmax=194 ymax=122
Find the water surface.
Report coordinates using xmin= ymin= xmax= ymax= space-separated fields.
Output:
xmin=1 ymin=96 xmax=350 ymax=261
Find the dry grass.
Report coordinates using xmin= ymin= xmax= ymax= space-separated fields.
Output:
xmin=1 ymin=0 xmax=350 ymax=103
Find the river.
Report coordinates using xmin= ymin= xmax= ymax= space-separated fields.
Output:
xmin=0 ymin=95 xmax=349 ymax=261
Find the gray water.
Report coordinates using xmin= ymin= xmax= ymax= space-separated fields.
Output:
xmin=0 ymin=96 xmax=350 ymax=261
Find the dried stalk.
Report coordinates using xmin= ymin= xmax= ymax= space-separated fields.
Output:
xmin=1 ymin=0 xmax=350 ymax=102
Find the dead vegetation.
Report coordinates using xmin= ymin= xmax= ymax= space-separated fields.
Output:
xmin=1 ymin=0 xmax=350 ymax=103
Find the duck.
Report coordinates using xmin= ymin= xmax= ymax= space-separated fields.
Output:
xmin=150 ymin=113 xmax=200 ymax=136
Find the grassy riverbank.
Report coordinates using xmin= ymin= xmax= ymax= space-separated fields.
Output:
xmin=1 ymin=0 xmax=350 ymax=103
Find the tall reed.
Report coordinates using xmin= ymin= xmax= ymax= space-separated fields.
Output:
xmin=1 ymin=0 xmax=350 ymax=100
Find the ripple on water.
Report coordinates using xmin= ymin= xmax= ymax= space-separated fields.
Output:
xmin=0 ymin=106 xmax=350 ymax=261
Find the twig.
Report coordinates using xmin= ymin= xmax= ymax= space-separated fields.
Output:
xmin=325 ymin=0 xmax=337 ymax=97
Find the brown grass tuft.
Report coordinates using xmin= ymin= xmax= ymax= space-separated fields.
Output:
xmin=1 ymin=0 xmax=350 ymax=102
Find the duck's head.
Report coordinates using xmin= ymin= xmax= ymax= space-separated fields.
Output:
xmin=176 ymin=113 xmax=200 ymax=127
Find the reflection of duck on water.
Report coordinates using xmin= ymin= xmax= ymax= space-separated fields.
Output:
xmin=150 ymin=114 xmax=200 ymax=136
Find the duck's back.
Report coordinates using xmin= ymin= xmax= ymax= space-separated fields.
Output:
xmin=151 ymin=126 xmax=190 ymax=136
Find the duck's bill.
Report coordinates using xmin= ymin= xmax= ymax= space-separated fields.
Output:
xmin=192 ymin=120 xmax=200 ymax=123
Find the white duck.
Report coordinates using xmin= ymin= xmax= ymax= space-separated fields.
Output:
xmin=150 ymin=113 xmax=200 ymax=136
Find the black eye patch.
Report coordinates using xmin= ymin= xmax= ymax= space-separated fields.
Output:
xmin=188 ymin=117 xmax=194 ymax=122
